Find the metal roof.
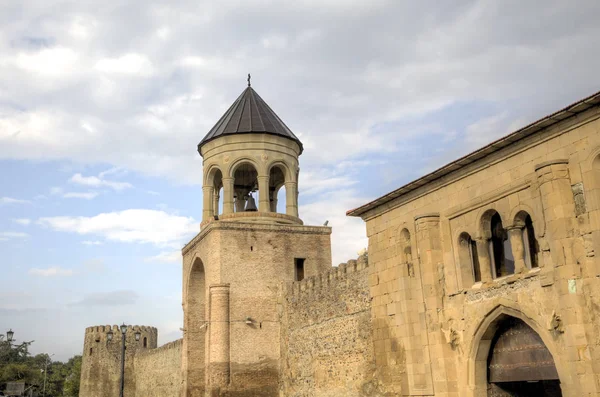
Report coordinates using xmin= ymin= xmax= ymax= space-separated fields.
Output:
xmin=198 ymin=86 xmax=303 ymax=154
xmin=347 ymin=89 xmax=600 ymax=218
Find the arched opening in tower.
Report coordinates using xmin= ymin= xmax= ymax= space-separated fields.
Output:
xmin=269 ymin=165 xmax=286 ymax=213
xmin=233 ymin=163 xmax=259 ymax=212
xmin=211 ymin=168 xmax=223 ymax=216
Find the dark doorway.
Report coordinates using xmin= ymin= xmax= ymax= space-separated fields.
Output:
xmin=487 ymin=318 xmax=562 ymax=397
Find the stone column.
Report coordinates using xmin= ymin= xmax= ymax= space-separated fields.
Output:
xmin=222 ymin=177 xmax=234 ymax=214
xmin=535 ymin=160 xmax=576 ymax=266
xmin=507 ymin=226 xmax=526 ymax=273
xmin=535 ymin=159 xmax=597 ymax=395
xmin=475 ymin=238 xmax=493 ymax=282
xmin=258 ymin=175 xmax=270 ymax=212
xmin=234 ymin=190 xmax=246 ymax=212
xmin=270 ymin=193 xmax=278 ymax=212
xmin=285 ymin=181 xmax=298 ymax=218
xmin=208 ymin=284 xmax=230 ymax=389
xmin=202 ymin=186 xmax=214 ymax=223
xmin=213 ymin=190 xmax=220 ymax=216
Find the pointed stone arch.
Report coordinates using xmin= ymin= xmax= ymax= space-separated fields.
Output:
xmin=467 ymin=304 xmax=568 ymax=397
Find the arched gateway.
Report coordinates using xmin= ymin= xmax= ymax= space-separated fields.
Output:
xmin=487 ymin=317 xmax=561 ymax=396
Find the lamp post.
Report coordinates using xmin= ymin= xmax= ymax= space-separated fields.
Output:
xmin=106 ymin=324 xmax=141 ymax=397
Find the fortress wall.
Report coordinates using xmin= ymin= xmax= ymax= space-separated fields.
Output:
xmin=279 ymin=254 xmax=375 ymax=397
xmin=79 ymin=325 xmax=157 ymax=397
xmin=133 ymin=338 xmax=183 ymax=397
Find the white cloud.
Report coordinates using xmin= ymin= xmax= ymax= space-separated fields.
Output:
xmin=69 ymin=173 xmax=133 ymax=190
xmin=13 ymin=218 xmax=31 ymax=226
xmin=29 ymin=266 xmax=74 ymax=277
xmin=63 ymin=191 xmax=99 ymax=200
xmin=50 ymin=187 xmax=63 ymax=195
xmin=145 ymin=250 xmax=181 ymax=263
xmin=0 ymin=231 xmax=29 ymax=241
xmin=300 ymin=190 xmax=369 ymax=266
xmin=1 ymin=197 xmax=31 ymax=205
xmin=70 ymin=290 xmax=138 ymax=306
xmin=94 ymin=53 xmax=154 ymax=76
xmin=38 ymin=209 xmax=198 ymax=247
xmin=82 ymin=240 xmax=103 ymax=245
xmin=14 ymin=47 xmax=79 ymax=77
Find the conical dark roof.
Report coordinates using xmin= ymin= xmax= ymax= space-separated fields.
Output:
xmin=198 ymin=86 xmax=303 ymax=154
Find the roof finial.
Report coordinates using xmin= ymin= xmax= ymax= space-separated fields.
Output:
xmin=247 ymin=73 xmax=251 ymax=87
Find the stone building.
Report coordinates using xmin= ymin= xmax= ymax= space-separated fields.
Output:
xmin=348 ymin=90 xmax=600 ymax=396
xmin=80 ymin=86 xmax=600 ymax=397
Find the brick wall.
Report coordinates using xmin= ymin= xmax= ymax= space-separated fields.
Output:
xmin=279 ymin=255 xmax=377 ymax=397
xmin=133 ymin=339 xmax=183 ymax=397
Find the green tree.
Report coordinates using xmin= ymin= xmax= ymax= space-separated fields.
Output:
xmin=62 ymin=356 xmax=82 ymax=397
xmin=0 ymin=337 xmax=82 ymax=396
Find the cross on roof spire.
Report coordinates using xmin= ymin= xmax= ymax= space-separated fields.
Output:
xmin=247 ymin=73 xmax=251 ymax=87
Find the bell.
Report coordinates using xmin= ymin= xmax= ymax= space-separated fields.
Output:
xmin=245 ymin=193 xmax=258 ymax=212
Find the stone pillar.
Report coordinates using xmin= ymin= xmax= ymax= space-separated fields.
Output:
xmin=475 ymin=238 xmax=493 ymax=282
xmin=285 ymin=181 xmax=298 ymax=218
xmin=213 ymin=190 xmax=220 ymax=216
xmin=202 ymin=186 xmax=214 ymax=223
xmin=535 ymin=159 xmax=576 ymax=266
xmin=270 ymin=194 xmax=278 ymax=212
xmin=507 ymin=226 xmax=526 ymax=273
xmin=222 ymin=177 xmax=234 ymax=214
xmin=209 ymin=284 xmax=230 ymax=389
xmin=258 ymin=175 xmax=270 ymax=212
xmin=536 ymin=159 xmax=598 ymax=395
xmin=234 ymin=190 xmax=246 ymax=212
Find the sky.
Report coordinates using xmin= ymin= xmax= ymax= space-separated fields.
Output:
xmin=1 ymin=0 xmax=599 ymax=361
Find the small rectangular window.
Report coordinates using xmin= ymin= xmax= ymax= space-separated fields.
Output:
xmin=294 ymin=258 xmax=305 ymax=281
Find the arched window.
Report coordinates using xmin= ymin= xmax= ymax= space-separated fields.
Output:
xmin=269 ymin=165 xmax=286 ymax=213
xmin=489 ymin=212 xmax=514 ymax=278
xmin=143 ymin=337 xmax=147 ymax=348
xmin=516 ymin=212 xmax=539 ymax=269
xmin=399 ymin=228 xmax=414 ymax=277
xmin=458 ymin=232 xmax=481 ymax=285
xmin=211 ymin=169 xmax=223 ymax=216
xmin=232 ymin=163 xmax=258 ymax=212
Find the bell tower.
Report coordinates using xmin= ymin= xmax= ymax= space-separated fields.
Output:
xmin=181 ymin=79 xmax=332 ymax=396
xmin=198 ymin=77 xmax=302 ymax=226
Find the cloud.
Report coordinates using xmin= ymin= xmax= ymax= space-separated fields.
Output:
xmin=29 ymin=266 xmax=74 ymax=277
xmin=70 ymin=290 xmax=139 ymax=306
xmin=0 ymin=231 xmax=29 ymax=241
xmin=0 ymin=0 xmax=596 ymax=186
xmin=94 ymin=53 xmax=154 ymax=76
xmin=300 ymin=189 xmax=369 ymax=266
xmin=1 ymin=197 xmax=31 ymax=205
xmin=82 ymin=258 xmax=106 ymax=272
xmin=38 ymin=209 xmax=197 ymax=247
xmin=82 ymin=240 xmax=103 ymax=245
xmin=145 ymin=250 xmax=181 ymax=263
xmin=62 ymin=191 xmax=99 ymax=200
xmin=69 ymin=173 xmax=133 ymax=190
xmin=13 ymin=218 xmax=32 ymax=226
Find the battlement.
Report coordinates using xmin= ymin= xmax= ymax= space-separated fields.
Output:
xmin=85 ymin=325 xmax=158 ymax=336
xmin=288 ymin=253 xmax=369 ymax=298
xmin=136 ymin=338 xmax=183 ymax=357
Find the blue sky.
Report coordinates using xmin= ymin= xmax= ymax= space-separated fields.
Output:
xmin=1 ymin=0 xmax=599 ymax=360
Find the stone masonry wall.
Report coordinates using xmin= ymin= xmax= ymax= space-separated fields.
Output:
xmin=279 ymin=255 xmax=376 ymax=397
xmin=360 ymin=104 xmax=600 ymax=396
xmin=133 ymin=338 xmax=183 ymax=397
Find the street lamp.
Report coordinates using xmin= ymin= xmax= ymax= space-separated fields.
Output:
xmin=6 ymin=329 xmax=14 ymax=343
xmin=107 ymin=324 xmax=141 ymax=397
